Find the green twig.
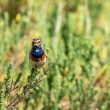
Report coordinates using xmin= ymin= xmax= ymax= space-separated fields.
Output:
xmin=6 ymin=73 xmax=46 ymax=110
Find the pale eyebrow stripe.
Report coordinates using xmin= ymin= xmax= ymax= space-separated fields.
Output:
xmin=36 ymin=39 xmax=40 ymax=42
xmin=36 ymin=41 xmax=41 ymax=43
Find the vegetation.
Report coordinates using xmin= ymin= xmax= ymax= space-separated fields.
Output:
xmin=0 ymin=0 xmax=110 ymax=110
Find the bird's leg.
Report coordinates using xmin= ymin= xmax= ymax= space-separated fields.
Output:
xmin=42 ymin=67 xmax=48 ymax=75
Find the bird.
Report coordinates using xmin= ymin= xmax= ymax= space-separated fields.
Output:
xmin=29 ymin=38 xmax=47 ymax=69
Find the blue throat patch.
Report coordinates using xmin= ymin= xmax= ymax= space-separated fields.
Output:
xmin=31 ymin=46 xmax=44 ymax=58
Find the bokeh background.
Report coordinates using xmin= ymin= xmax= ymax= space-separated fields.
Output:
xmin=0 ymin=0 xmax=110 ymax=110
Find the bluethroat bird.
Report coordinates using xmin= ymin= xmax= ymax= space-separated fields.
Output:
xmin=29 ymin=38 xmax=47 ymax=69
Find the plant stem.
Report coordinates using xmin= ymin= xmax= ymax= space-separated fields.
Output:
xmin=6 ymin=74 xmax=46 ymax=110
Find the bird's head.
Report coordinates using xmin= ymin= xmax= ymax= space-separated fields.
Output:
xmin=32 ymin=38 xmax=41 ymax=47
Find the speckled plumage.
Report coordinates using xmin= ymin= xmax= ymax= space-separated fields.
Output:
xmin=29 ymin=38 xmax=47 ymax=68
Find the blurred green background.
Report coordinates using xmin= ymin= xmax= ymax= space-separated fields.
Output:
xmin=0 ymin=0 xmax=110 ymax=110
